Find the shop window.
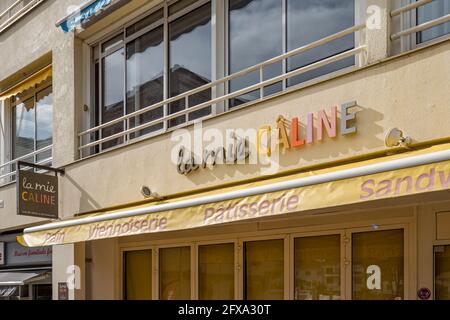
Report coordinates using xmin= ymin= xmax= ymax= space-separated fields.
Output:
xmin=417 ymin=0 xmax=450 ymax=43
xmin=244 ymin=239 xmax=284 ymax=300
xmin=435 ymin=245 xmax=450 ymax=300
xmin=11 ymin=82 xmax=53 ymax=163
xmin=294 ymin=235 xmax=341 ymax=300
xmin=124 ymin=250 xmax=152 ymax=300
xmin=159 ymin=247 xmax=191 ymax=300
xmin=198 ymin=243 xmax=234 ymax=300
xmin=352 ymin=230 xmax=404 ymax=300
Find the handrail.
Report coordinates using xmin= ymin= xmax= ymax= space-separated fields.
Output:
xmin=78 ymin=23 xmax=366 ymax=156
xmin=0 ymin=0 xmax=22 ymax=20
xmin=391 ymin=13 xmax=450 ymax=40
xmin=79 ymin=24 xmax=364 ymax=138
xmin=391 ymin=0 xmax=450 ymax=41
xmin=0 ymin=0 xmax=45 ymax=34
xmin=391 ymin=0 xmax=434 ymax=17
xmin=80 ymin=46 xmax=366 ymax=151
xmin=0 ymin=145 xmax=53 ymax=185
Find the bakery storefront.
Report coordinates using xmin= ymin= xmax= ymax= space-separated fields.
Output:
xmin=17 ymin=139 xmax=450 ymax=300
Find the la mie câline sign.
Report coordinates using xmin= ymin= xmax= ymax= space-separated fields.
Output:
xmin=17 ymin=162 xmax=63 ymax=219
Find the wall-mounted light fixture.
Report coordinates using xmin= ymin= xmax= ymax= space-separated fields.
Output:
xmin=141 ymin=186 xmax=161 ymax=200
xmin=385 ymin=128 xmax=412 ymax=148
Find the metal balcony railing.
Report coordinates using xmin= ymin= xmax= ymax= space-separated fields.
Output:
xmin=78 ymin=23 xmax=367 ymax=159
xmin=0 ymin=0 xmax=45 ymax=34
xmin=391 ymin=0 xmax=450 ymax=41
xmin=0 ymin=145 xmax=53 ymax=187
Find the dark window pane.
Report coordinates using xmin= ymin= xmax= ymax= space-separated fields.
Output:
xmin=159 ymin=247 xmax=191 ymax=300
xmin=36 ymin=86 xmax=53 ymax=162
xmin=102 ymin=34 xmax=123 ymax=52
xmin=169 ymin=0 xmax=200 ymax=16
xmin=169 ymin=3 xmax=212 ymax=128
xmin=125 ymin=250 xmax=152 ymax=300
xmin=435 ymin=245 xmax=450 ymax=300
xmin=352 ymin=230 xmax=404 ymax=300
xmin=228 ymin=0 xmax=283 ymax=108
xmin=199 ymin=244 xmax=234 ymax=300
xmin=126 ymin=9 xmax=163 ymax=37
xmin=127 ymin=26 xmax=164 ymax=138
xmin=102 ymin=48 xmax=125 ymax=149
xmin=294 ymin=235 xmax=341 ymax=300
xmin=13 ymin=98 xmax=35 ymax=159
xmin=287 ymin=0 xmax=355 ymax=86
xmin=417 ymin=0 xmax=450 ymax=43
xmin=244 ymin=240 xmax=284 ymax=300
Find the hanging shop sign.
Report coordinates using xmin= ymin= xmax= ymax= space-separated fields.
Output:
xmin=17 ymin=162 xmax=64 ymax=219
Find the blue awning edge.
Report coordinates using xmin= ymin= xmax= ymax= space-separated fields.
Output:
xmin=57 ymin=0 xmax=113 ymax=33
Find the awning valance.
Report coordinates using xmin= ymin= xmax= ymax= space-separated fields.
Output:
xmin=56 ymin=0 xmax=130 ymax=33
xmin=0 ymin=65 xmax=52 ymax=101
xmin=0 ymin=271 xmax=49 ymax=286
xmin=0 ymin=286 xmax=19 ymax=298
xmin=19 ymin=143 xmax=450 ymax=248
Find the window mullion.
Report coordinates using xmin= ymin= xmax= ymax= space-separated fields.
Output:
xmin=163 ymin=3 xmax=169 ymax=133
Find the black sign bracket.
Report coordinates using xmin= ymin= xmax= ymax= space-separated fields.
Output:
xmin=17 ymin=161 xmax=65 ymax=177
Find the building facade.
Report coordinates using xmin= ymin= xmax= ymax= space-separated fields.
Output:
xmin=0 ymin=0 xmax=449 ymax=300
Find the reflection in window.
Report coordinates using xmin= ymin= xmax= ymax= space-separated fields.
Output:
xmin=199 ymin=243 xmax=234 ymax=300
xmin=13 ymin=97 xmax=35 ymax=160
xmin=36 ymin=86 xmax=53 ymax=161
xmin=435 ymin=245 xmax=450 ymax=300
xmin=102 ymin=48 xmax=125 ymax=149
xmin=295 ymin=235 xmax=341 ymax=300
xmin=244 ymin=240 xmax=284 ymax=300
xmin=12 ymin=84 xmax=53 ymax=163
xmin=287 ymin=0 xmax=355 ymax=86
xmin=125 ymin=250 xmax=152 ymax=300
xmin=127 ymin=25 xmax=165 ymax=137
xmin=159 ymin=247 xmax=191 ymax=300
xmin=352 ymin=230 xmax=404 ymax=300
xmin=228 ymin=0 xmax=283 ymax=108
xmin=417 ymin=0 xmax=450 ymax=43
xmin=169 ymin=3 xmax=212 ymax=128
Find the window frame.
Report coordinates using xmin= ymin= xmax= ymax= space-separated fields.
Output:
xmin=9 ymin=80 xmax=53 ymax=164
xmin=91 ymin=0 xmax=215 ymax=153
xmin=86 ymin=0 xmax=363 ymax=156
xmin=224 ymin=0 xmax=361 ymax=112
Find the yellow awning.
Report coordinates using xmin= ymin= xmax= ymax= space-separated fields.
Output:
xmin=18 ymin=143 xmax=450 ymax=247
xmin=0 ymin=65 xmax=52 ymax=101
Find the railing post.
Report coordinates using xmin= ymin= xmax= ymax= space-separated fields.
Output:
xmin=364 ymin=0 xmax=392 ymax=64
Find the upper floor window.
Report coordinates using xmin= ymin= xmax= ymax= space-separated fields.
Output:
xmin=417 ymin=0 xmax=450 ymax=43
xmin=11 ymin=80 xmax=53 ymax=163
xmin=86 ymin=0 xmax=357 ymax=155
xmin=92 ymin=0 xmax=212 ymax=151
xmin=228 ymin=0 xmax=355 ymax=108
